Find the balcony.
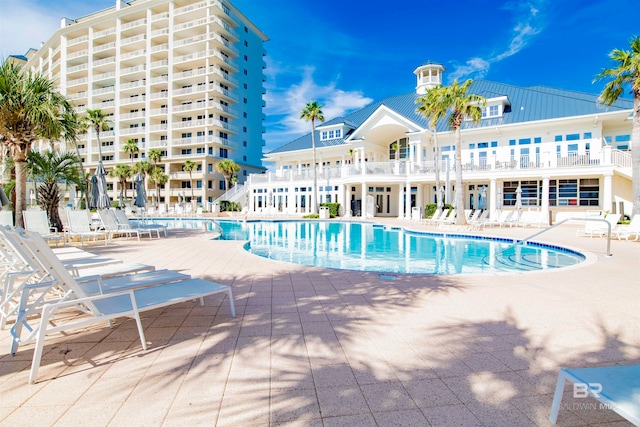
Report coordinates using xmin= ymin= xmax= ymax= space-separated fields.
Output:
xmin=121 ymin=34 xmax=146 ymax=45
xmin=121 ymin=65 xmax=146 ymax=75
xmin=67 ymin=49 xmax=88 ymax=60
xmin=151 ymin=28 xmax=170 ymax=37
xmin=94 ymin=42 xmax=116 ymax=53
xmin=119 ymin=111 xmax=146 ymax=120
xmin=120 ymin=49 xmax=146 ymax=61
xmin=151 ymin=12 xmax=170 ymax=22
xmin=120 ymin=95 xmax=146 ymax=105
xmin=121 ymin=18 xmax=147 ymax=31
xmin=94 ymin=28 xmax=116 ymax=38
xmin=92 ymin=57 xmax=116 ymax=67
xmin=67 ymin=64 xmax=88 ymax=73
xmin=120 ymin=126 xmax=146 ymax=136
xmin=174 ymin=1 xmax=206 ymax=15
xmin=67 ymin=35 xmax=88 ymax=46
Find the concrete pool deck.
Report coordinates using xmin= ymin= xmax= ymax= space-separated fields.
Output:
xmin=0 ymin=218 xmax=638 ymax=426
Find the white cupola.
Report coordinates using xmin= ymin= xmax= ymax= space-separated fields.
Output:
xmin=413 ymin=61 xmax=445 ymax=94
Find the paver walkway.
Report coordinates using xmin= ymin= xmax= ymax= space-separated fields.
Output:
xmin=1 ymin=220 xmax=638 ymax=426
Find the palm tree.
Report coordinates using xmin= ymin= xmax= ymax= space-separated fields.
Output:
xmin=0 ymin=61 xmax=72 ymax=227
xmin=123 ymin=138 xmax=139 ymax=167
xmin=109 ymin=164 xmax=132 ymax=204
xmin=60 ymin=111 xmax=90 ymax=209
xmin=183 ymin=160 xmax=198 ymax=204
xmin=27 ymin=150 xmax=83 ymax=231
xmin=595 ymin=35 xmax=640 ymax=215
xmin=216 ymin=159 xmax=240 ymax=193
xmin=83 ymin=109 xmax=111 ymax=160
xmin=437 ymin=79 xmax=486 ymax=225
xmin=299 ymin=101 xmax=325 ymax=214
xmin=416 ymin=84 xmax=449 ymax=208
xmin=150 ymin=168 xmax=168 ymax=205
xmin=147 ymin=148 xmax=163 ymax=168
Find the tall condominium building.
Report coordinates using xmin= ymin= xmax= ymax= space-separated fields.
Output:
xmin=18 ymin=0 xmax=268 ymax=208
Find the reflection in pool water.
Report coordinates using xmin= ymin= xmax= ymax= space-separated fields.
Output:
xmin=139 ymin=219 xmax=584 ymax=275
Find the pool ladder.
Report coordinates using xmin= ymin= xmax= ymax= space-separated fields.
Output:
xmin=483 ymin=217 xmax=613 ymax=269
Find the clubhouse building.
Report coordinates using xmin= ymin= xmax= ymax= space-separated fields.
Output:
xmin=243 ymin=62 xmax=634 ymax=222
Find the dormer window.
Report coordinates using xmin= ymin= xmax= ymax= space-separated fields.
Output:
xmin=320 ymin=128 xmax=342 ymax=140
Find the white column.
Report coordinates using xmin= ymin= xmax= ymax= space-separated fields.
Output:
xmin=345 ymin=185 xmax=352 ymax=217
xmin=398 ymin=183 xmax=404 ymax=219
xmin=603 ymin=173 xmax=613 ymax=213
xmin=489 ymin=178 xmax=497 ymax=215
xmin=541 ymin=176 xmax=550 ymax=224
xmin=361 ymin=182 xmax=367 ymax=217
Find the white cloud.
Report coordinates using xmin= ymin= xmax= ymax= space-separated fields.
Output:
xmin=448 ymin=0 xmax=547 ymax=82
xmin=0 ymin=0 xmax=113 ymax=58
xmin=263 ymin=66 xmax=372 ymax=151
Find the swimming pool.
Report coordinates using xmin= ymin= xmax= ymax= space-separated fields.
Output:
xmin=137 ymin=218 xmax=585 ymax=275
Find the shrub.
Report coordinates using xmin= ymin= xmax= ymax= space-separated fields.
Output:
xmin=319 ymin=202 xmax=340 ymax=218
xmin=219 ymin=200 xmax=241 ymax=212
xmin=303 ymin=214 xmax=319 ymax=219
xmin=424 ymin=203 xmax=454 ymax=218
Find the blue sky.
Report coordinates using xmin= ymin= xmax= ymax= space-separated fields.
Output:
xmin=1 ymin=0 xmax=637 ymax=153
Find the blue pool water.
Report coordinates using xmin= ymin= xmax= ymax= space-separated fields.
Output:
xmin=138 ymin=218 xmax=584 ymax=275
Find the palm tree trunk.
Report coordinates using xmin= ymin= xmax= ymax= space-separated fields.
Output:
xmin=14 ymin=159 xmax=27 ymax=228
xmin=190 ymin=172 xmax=195 ymax=205
xmin=454 ymin=128 xmax=466 ymax=225
xmin=632 ymin=93 xmax=640 ymax=216
xmin=433 ymin=132 xmax=441 ymax=206
xmin=73 ymin=144 xmax=90 ymax=209
xmin=311 ymin=119 xmax=318 ymax=214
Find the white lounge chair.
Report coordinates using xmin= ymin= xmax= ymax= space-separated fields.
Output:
xmin=113 ymin=209 xmax=167 ymax=238
xmin=22 ymin=210 xmax=66 ymax=246
xmin=65 ymin=209 xmax=110 ymax=246
xmin=615 ymin=214 xmax=640 ymax=241
xmin=98 ymin=209 xmax=152 ymax=241
xmin=427 ymin=209 xmax=448 ymax=225
xmin=0 ymin=210 xmax=14 ymax=227
xmin=577 ymin=213 xmax=621 ymax=238
xmin=7 ymin=228 xmax=235 ymax=383
xmin=549 ymin=365 xmax=640 ymax=425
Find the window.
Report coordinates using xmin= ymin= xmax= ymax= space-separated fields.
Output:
xmin=519 ymin=138 xmax=531 ymax=145
xmin=579 ymin=178 xmax=599 ymax=206
xmin=478 ymin=142 xmax=488 ymax=149
xmin=219 ymin=148 xmax=228 ymax=158
xmin=219 ymin=180 xmax=226 ymax=190
xmin=196 ymin=180 xmax=202 ymax=189
xmin=503 ymin=181 xmax=540 ymax=206
xmin=489 ymin=105 xmax=499 ymax=116
xmin=243 ymin=141 xmax=247 ymax=147
xmin=509 ymin=139 xmax=516 ymax=146
xmin=583 ymin=132 xmax=592 ymax=139
xmin=555 ymin=135 xmax=563 ymax=142
xmin=534 ymin=137 xmax=542 ymax=144
xmin=335 ymin=129 xmax=342 ymax=138
xmin=566 ymin=133 xmax=580 ymax=141
xmin=389 ymin=137 xmax=408 ymax=160
xmin=208 ymin=164 xmax=213 ymax=173
xmin=550 ymin=179 xmax=578 ymax=206
xmin=181 ymin=181 xmax=191 ymax=189
xmin=181 ymin=149 xmax=192 ymax=155
xmin=208 ymin=180 xmax=213 ymax=189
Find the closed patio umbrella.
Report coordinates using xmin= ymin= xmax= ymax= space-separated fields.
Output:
xmin=133 ymin=172 xmax=146 ymax=208
xmin=0 ymin=186 xmax=9 ymax=206
xmin=94 ymin=162 xmax=111 ymax=209
xmin=480 ymin=186 xmax=488 ymax=210
xmin=515 ymin=185 xmax=522 ymax=210
xmin=89 ymin=174 xmax=99 ymax=209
